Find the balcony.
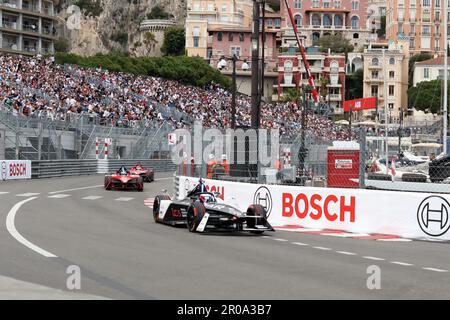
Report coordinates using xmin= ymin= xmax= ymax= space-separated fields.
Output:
xmin=368 ymin=64 xmax=382 ymax=69
xmin=2 ymin=20 xmax=18 ymax=30
xmin=326 ymin=94 xmax=342 ymax=101
xmin=0 ymin=0 xmax=19 ymax=9
xmin=365 ymin=76 xmax=384 ymax=82
xmin=21 ymin=1 xmax=40 ymax=13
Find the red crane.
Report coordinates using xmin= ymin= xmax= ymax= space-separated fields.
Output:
xmin=283 ymin=0 xmax=318 ymax=103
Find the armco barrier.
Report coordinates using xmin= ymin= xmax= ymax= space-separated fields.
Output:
xmin=177 ymin=175 xmax=450 ymax=241
xmin=31 ymin=159 xmax=176 ymax=179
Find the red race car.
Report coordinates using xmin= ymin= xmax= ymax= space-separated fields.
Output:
xmin=130 ymin=163 xmax=154 ymax=182
xmin=104 ymin=166 xmax=144 ymax=191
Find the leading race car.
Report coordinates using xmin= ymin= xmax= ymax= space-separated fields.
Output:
xmin=104 ymin=166 xmax=144 ymax=191
xmin=152 ymin=182 xmax=274 ymax=234
xmin=130 ymin=163 xmax=154 ymax=182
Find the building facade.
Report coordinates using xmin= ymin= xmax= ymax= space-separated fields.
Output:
xmin=274 ymin=46 xmax=346 ymax=113
xmin=0 ymin=0 xmax=57 ymax=55
xmin=185 ymin=0 xmax=279 ymax=70
xmin=280 ymin=0 xmax=378 ymax=50
xmin=413 ymin=56 xmax=450 ymax=86
xmin=386 ymin=0 xmax=449 ymax=55
xmin=362 ymin=40 xmax=410 ymax=122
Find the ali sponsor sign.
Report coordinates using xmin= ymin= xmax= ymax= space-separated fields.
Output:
xmin=1 ymin=160 xmax=32 ymax=181
xmin=178 ymin=175 xmax=450 ymax=241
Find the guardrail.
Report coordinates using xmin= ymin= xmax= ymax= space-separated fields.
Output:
xmin=31 ymin=159 xmax=176 ymax=179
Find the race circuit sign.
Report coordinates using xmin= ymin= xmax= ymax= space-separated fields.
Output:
xmin=1 ymin=160 xmax=32 ymax=181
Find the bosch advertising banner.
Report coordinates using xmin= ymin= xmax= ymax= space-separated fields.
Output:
xmin=343 ymin=97 xmax=377 ymax=112
xmin=1 ymin=160 xmax=32 ymax=181
xmin=178 ymin=176 xmax=450 ymax=241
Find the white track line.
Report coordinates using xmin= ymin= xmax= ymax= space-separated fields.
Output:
xmin=423 ymin=267 xmax=449 ymax=273
xmin=115 ymin=197 xmax=134 ymax=202
xmin=272 ymin=238 xmax=289 ymax=242
xmin=48 ymin=185 xmax=103 ymax=195
xmin=377 ymin=238 xmax=412 ymax=242
xmin=363 ymin=256 xmax=385 ymax=261
xmin=0 ymin=192 xmax=10 ymax=195
xmin=16 ymin=193 xmax=40 ymax=197
xmin=48 ymin=194 xmax=71 ymax=199
xmin=313 ymin=246 xmax=332 ymax=251
xmin=6 ymin=197 xmax=57 ymax=258
xmin=336 ymin=251 xmax=357 ymax=256
xmin=82 ymin=196 xmax=102 ymax=200
xmin=391 ymin=261 xmax=414 ymax=266
xmin=291 ymin=242 xmax=309 ymax=246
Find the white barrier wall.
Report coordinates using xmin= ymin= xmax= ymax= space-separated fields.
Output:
xmin=1 ymin=160 xmax=32 ymax=181
xmin=178 ymin=176 xmax=450 ymax=241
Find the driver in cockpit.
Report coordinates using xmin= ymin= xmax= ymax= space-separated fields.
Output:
xmin=187 ymin=178 xmax=206 ymax=197
xmin=117 ymin=166 xmax=128 ymax=176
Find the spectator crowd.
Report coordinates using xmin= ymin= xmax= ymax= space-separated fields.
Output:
xmin=0 ymin=53 xmax=353 ymax=141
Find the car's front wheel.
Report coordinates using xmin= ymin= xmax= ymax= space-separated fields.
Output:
xmin=187 ymin=201 xmax=206 ymax=232
xmin=153 ymin=195 xmax=171 ymax=222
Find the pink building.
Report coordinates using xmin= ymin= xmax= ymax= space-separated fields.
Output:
xmin=207 ymin=27 xmax=279 ymax=71
xmin=275 ymin=47 xmax=346 ymax=114
xmin=281 ymin=0 xmax=376 ymax=49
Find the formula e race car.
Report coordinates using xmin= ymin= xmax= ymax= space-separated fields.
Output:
xmin=130 ymin=163 xmax=154 ymax=182
xmin=152 ymin=191 xmax=274 ymax=234
xmin=104 ymin=166 xmax=144 ymax=191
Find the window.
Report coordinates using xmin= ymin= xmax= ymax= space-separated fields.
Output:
xmin=389 ymin=57 xmax=395 ymax=64
xmin=267 ymin=19 xmax=273 ymax=28
xmin=228 ymin=32 xmax=233 ymax=41
xmin=294 ymin=14 xmax=302 ymax=26
xmin=424 ymin=68 xmax=430 ymax=78
xmin=275 ymin=18 xmax=281 ymax=28
xmin=435 ymin=12 xmax=441 ymax=23
xmin=388 ymin=103 xmax=394 ymax=110
xmin=372 ymin=57 xmax=379 ymax=66
xmin=193 ymin=36 xmax=199 ymax=48
xmin=371 ymin=70 xmax=379 ymax=78
xmin=312 ymin=0 xmax=319 ymax=8
xmin=239 ymin=33 xmax=245 ymax=42
xmin=334 ymin=0 xmax=341 ymax=8
xmin=221 ymin=5 xmax=227 ymax=12
xmin=423 ymin=0 xmax=430 ymax=6
xmin=294 ymin=0 xmax=301 ymax=9
xmin=330 ymin=61 xmax=339 ymax=73
xmin=334 ymin=15 xmax=343 ymax=27
xmin=389 ymin=85 xmax=395 ymax=96
xmin=285 ymin=60 xmax=293 ymax=72
xmin=353 ymin=33 xmax=359 ymax=38
xmin=389 ymin=71 xmax=395 ymax=78
xmin=323 ymin=0 xmax=330 ymax=8
xmin=422 ymin=26 xmax=430 ymax=35
xmin=323 ymin=14 xmax=332 ymax=26
xmin=436 ymin=0 xmax=441 ymax=7
xmin=217 ymin=32 xmax=222 ymax=41
xmin=371 ymin=85 xmax=379 ymax=97
xmin=231 ymin=46 xmax=241 ymax=57
xmin=312 ymin=14 xmax=321 ymax=26
xmin=351 ymin=1 xmax=359 ymax=10
xmin=351 ymin=16 xmax=359 ymax=29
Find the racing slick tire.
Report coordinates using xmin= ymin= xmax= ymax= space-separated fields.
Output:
xmin=187 ymin=201 xmax=206 ymax=233
xmin=246 ymin=204 xmax=267 ymax=234
xmin=104 ymin=176 xmax=112 ymax=190
xmin=153 ymin=195 xmax=171 ymax=222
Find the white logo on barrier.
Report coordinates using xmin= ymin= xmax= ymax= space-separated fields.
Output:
xmin=253 ymin=186 xmax=273 ymax=217
xmin=66 ymin=265 xmax=81 ymax=290
xmin=1 ymin=161 xmax=6 ymax=181
xmin=417 ymin=196 xmax=450 ymax=237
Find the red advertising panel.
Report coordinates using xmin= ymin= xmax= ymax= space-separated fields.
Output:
xmin=343 ymin=97 xmax=377 ymax=112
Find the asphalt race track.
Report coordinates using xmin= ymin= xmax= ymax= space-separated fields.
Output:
xmin=1 ymin=173 xmax=450 ymax=299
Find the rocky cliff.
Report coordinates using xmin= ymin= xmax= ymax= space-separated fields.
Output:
xmin=55 ymin=0 xmax=186 ymax=56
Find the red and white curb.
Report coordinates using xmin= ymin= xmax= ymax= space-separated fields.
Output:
xmin=274 ymin=225 xmax=413 ymax=242
xmin=144 ymin=198 xmax=154 ymax=208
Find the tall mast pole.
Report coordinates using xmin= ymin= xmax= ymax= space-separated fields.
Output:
xmin=444 ymin=0 xmax=448 ymax=154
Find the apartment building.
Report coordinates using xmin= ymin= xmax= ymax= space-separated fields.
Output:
xmin=280 ymin=0 xmax=377 ymax=50
xmin=362 ymin=40 xmax=410 ymax=122
xmin=274 ymin=46 xmax=346 ymax=113
xmin=386 ymin=0 xmax=449 ymax=55
xmin=0 ymin=0 xmax=57 ymax=55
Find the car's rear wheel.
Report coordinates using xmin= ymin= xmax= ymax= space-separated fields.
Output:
xmin=187 ymin=201 xmax=205 ymax=232
xmin=153 ymin=195 xmax=171 ymax=222
xmin=247 ymin=204 xmax=267 ymax=234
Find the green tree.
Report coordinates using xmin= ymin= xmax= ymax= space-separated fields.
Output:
xmin=54 ymin=38 xmax=70 ymax=53
xmin=408 ymin=80 xmax=446 ymax=114
xmin=147 ymin=5 xmax=173 ymax=20
xmin=143 ymin=32 xmax=158 ymax=54
xmin=283 ymin=88 xmax=302 ymax=103
xmin=408 ymin=53 xmax=433 ymax=87
xmin=318 ymin=76 xmax=329 ymax=98
xmin=74 ymin=0 xmax=103 ymax=17
xmin=314 ymin=34 xmax=354 ymax=54
xmin=161 ymin=26 xmax=185 ymax=56
xmin=345 ymin=69 xmax=363 ymax=100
